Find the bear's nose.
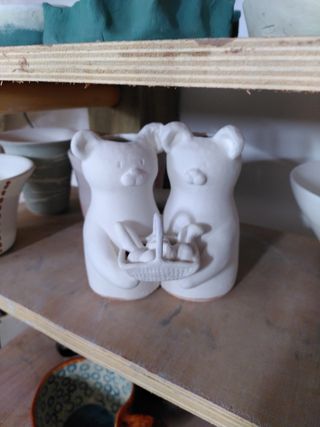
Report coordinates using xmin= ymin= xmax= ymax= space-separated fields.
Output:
xmin=121 ymin=167 xmax=147 ymax=187
xmin=185 ymin=168 xmax=207 ymax=185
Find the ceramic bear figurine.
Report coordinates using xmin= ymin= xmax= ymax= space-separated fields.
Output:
xmin=161 ymin=122 xmax=244 ymax=301
xmin=71 ymin=130 xmax=161 ymax=300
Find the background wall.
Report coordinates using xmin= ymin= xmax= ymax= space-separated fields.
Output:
xmin=3 ymin=0 xmax=320 ymax=236
xmin=180 ymin=0 xmax=320 ymax=236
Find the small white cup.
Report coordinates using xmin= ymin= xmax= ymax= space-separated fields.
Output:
xmin=0 ymin=151 xmax=34 ymax=254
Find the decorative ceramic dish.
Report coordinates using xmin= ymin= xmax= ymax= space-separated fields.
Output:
xmin=32 ymin=357 xmax=134 ymax=427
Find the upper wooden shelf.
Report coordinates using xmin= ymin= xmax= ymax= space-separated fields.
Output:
xmin=0 ymin=201 xmax=319 ymax=427
xmin=0 ymin=38 xmax=320 ymax=92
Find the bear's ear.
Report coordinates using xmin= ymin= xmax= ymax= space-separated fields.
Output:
xmin=161 ymin=122 xmax=192 ymax=152
xmin=71 ymin=130 xmax=101 ymax=160
xmin=137 ymin=123 xmax=164 ymax=153
xmin=213 ymin=125 xmax=244 ymax=159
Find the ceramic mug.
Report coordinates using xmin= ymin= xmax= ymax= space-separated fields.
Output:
xmin=0 ymin=149 xmax=34 ymax=255
xmin=0 ymin=128 xmax=75 ymax=215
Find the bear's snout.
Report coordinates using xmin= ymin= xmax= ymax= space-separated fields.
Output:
xmin=121 ymin=167 xmax=147 ymax=187
xmin=185 ymin=168 xmax=207 ymax=185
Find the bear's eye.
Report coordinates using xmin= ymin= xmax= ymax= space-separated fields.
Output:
xmin=140 ymin=158 xmax=145 ymax=167
xmin=116 ymin=160 xmax=123 ymax=169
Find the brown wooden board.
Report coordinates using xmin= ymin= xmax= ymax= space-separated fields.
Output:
xmin=0 ymin=82 xmax=119 ymax=114
xmin=0 ymin=329 xmax=64 ymax=427
xmin=0 ymin=206 xmax=319 ymax=426
xmin=0 ymin=38 xmax=320 ymax=92
xmin=0 ymin=329 xmax=210 ymax=427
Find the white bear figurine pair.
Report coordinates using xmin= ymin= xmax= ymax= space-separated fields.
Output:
xmin=71 ymin=122 xmax=244 ymax=302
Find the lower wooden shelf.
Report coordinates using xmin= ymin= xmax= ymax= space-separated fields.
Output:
xmin=0 ymin=329 xmax=64 ymax=427
xmin=0 ymin=328 xmax=210 ymax=427
xmin=0 ymin=203 xmax=319 ymax=427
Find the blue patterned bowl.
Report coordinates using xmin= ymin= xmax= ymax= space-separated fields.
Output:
xmin=32 ymin=357 xmax=134 ymax=427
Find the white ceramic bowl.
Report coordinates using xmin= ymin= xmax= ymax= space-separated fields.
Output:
xmin=290 ymin=161 xmax=320 ymax=240
xmin=0 ymin=127 xmax=75 ymax=215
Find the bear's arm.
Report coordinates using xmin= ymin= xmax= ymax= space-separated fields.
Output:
xmin=177 ymin=222 xmax=239 ymax=290
xmin=84 ymin=221 xmax=139 ymax=289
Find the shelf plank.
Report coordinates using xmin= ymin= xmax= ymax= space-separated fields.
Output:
xmin=0 ymin=207 xmax=319 ymax=426
xmin=0 ymin=82 xmax=119 ymax=114
xmin=0 ymin=38 xmax=320 ymax=92
xmin=0 ymin=329 xmax=64 ymax=427
xmin=0 ymin=328 xmax=210 ymax=427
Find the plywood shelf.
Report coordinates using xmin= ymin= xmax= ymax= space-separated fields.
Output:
xmin=0 ymin=328 xmax=210 ymax=427
xmin=0 ymin=38 xmax=320 ymax=92
xmin=0 ymin=329 xmax=64 ymax=427
xmin=0 ymin=204 xmax=319 ymax=427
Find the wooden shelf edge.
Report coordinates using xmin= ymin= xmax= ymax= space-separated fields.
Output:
xmin=0 ymin=37 xmax=320 ymax=92
xmin=0 ymin=294 xmax=256 ymax=427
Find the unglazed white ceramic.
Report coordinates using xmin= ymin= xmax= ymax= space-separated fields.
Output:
xmin=290 ymin=161 xmax=320 ymax=240
xmin=158 ymin=122 xmax=244 ymax=301
xmin=0 ymin=152 xmax=34 ymax=254
xmin=118 ymin=212 xmax=201 ymax=282
xmin=68 ymin=134 xmax=142 ymax=218
xmin=71 ymin=130 xmax=160 ymax=300
xmin=71 ymin=122 xmax=244 ymax=302
xmin=68 ymin=150 xmax=91 ymax=216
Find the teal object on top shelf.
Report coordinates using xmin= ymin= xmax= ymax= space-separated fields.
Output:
xmin=43 ymin=0 xmax=237 ymax=44
xmin=0 ymin=28 xmax=42 ymax=46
